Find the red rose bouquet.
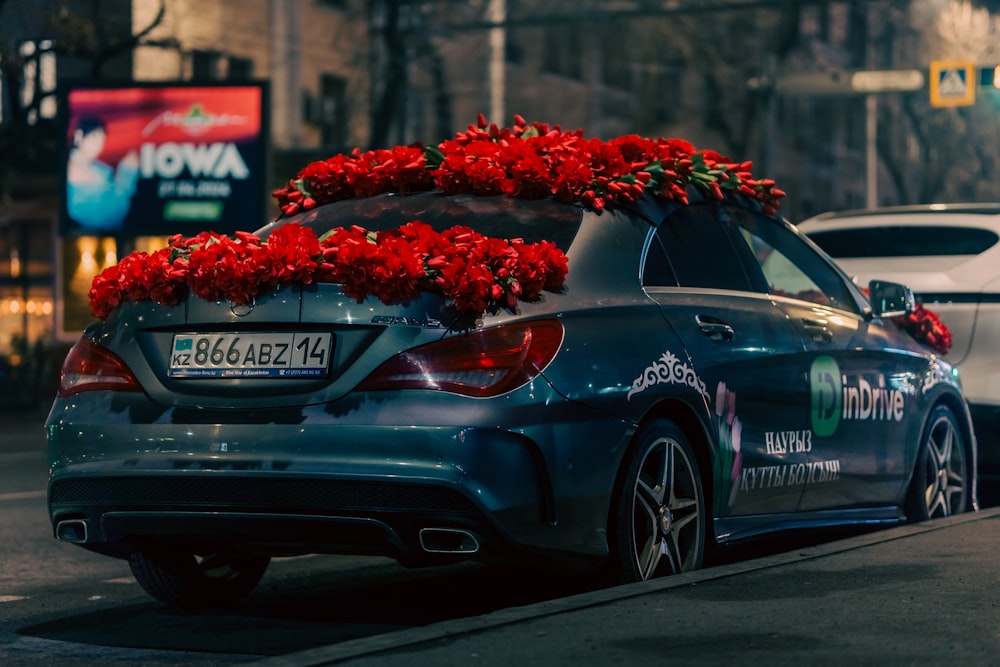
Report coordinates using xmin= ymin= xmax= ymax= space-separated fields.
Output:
xmin=90 ymin=114 xmax=783 ymax=321
xmin=89 ymin=220 xmax=569 ymax=320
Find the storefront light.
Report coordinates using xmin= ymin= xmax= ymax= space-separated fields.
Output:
xmin=101 ymin=237 xmax=117 ymax=267
xmin=1 ymin=298 xmax=53 ymax=316
xmin=78 ymin=237 xmax=98 ymax=274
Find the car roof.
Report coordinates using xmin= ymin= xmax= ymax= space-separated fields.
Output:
xmin=799 ymin=203 xmax=1000 ymax=230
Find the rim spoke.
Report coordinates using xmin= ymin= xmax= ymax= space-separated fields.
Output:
xmin=928 ymin=439 xmax=944 ymax=471
xmin=628 ymin=433 xmax=703 ymax=580
xmin=938 ymin=423 xmax=954 ymax=465
xmin=667 ymin=441 xmax=699 ymax=573
xmin=944 ymin=485 xmax=961 ymax=512
xmin=637 ymin=477 xmax=662 ymax=510
xmin=633 ymin=458 xmax=662 ymax=579
xmin=929 ymin=417 xmax=965 ymax=518
xmin=635 ymin=486 xmax=660 ymax=524
xmin=672 ymin=509 xmax=698 ymax=533
xmin=660 ymin=443 xmax=674 ymax=500
xmin=670 ymin=497 xmax=698 ymax=512
xmin=924 ymin=475 xmax=942 ymax=516
xmin=637 ymin=536 xmax=663 ymax=579
xmin=927 ymin=490 xmax=946 ymax=518
xmin=662 ymin=530 xmax=682 ymax=575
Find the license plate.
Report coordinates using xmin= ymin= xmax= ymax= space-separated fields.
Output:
xmin=168 ymin=332 xmax=333 ymax=378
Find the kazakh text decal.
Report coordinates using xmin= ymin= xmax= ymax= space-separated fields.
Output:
xmin=740 ymin=460 xmax=842 ymax=491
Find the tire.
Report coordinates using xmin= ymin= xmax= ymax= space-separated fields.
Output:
xmin=128 ymin=552 xmax=270 ymax=607
xmin=607 ymin=419 xmax=706 ymax=583
xmin=905 ymin=405 xmax=970 ymax=522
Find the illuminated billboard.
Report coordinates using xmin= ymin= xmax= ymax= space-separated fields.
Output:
xmin=61 ymin=82 xmax=270 ymax=237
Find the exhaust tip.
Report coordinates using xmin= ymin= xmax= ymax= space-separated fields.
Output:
xmin=55 ymin=519 xmax=89 ymax=543
xmin=418 ymin=528 xmax=480 ymax=554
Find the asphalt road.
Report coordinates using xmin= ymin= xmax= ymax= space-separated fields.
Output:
xmin=251 ymin=508 xmax=1000 ymax=667
xmin=5 ymin=408 xmax=999 ymax=666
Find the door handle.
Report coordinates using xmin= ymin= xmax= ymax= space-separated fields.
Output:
xmin=802 ymin=319 xmax=833 ymax=343
xmin=695 ymin=314 xmax=735 ymax=342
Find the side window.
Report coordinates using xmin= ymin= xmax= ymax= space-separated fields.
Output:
xmin=641 ymin=235 xmax=677 ymax=287
xmin=654 ymin=204 xmax=755 ymax=291
xmin=727 ymin=207 xmax=859 ymax=313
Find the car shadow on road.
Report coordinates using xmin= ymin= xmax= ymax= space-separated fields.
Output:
xmin=16 ymin=560 xmax=608 ymax=657
xmin=18 ymin=496 xmax=994 ymax=659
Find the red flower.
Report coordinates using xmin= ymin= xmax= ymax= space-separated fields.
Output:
xmin=88 ymin=265 xmax=124 ymax=320
xmin=185 ymin=233 xmax=262 ymax=305
xmin=514 ymin=240 xmax=570 ymax=298
xmin=861 ymin=288 xmax=952 ymax=355
xmin=89 ymin=116 xmax=794 ymax=322
xmin=256 ymin=223 xmax=320 ymax=288
xmin=272 ymin=115 xmax=787 ymax=218
xmin=895 ymin=302 xmax=952 ymax=356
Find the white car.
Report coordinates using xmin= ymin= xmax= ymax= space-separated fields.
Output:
xmin=799 ymin=203 xmax=1000 ymax=476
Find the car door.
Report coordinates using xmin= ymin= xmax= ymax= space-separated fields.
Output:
xmin=726 ymin=207 xmax=923 ymax=510
xmin=641 ymin=202 xmax=809 ymax=518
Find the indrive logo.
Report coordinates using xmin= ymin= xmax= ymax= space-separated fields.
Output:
xmin=810 ymin=355 xmax=842 ymax=437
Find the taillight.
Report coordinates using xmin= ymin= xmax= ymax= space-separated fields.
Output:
xmin=58 ymin=337 xmax=142 ymax=397
xmin=357 ymin=319 xmax=564 ymax=398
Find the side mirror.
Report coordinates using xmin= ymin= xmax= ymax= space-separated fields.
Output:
xmin=868 ymin=280 xmax=915 ymax=318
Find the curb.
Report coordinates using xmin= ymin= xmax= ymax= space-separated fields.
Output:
xmin=246 ymin=507 xmax=1000 ymax=667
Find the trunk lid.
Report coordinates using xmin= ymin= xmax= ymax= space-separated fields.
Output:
xmin=111 ymin=284 xmax=454 ymax=409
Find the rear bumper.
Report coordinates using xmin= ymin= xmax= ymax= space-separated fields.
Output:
xmin=45 ymin=391 xmax=632 ymax=564
xmin=48 ymin=474 xmax=504 ymax=562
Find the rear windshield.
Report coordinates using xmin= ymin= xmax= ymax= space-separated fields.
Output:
xmin=260 ymin=192 xmax=583 ymax=251
xmin=806 ymin=225 xmax=999 ymax=258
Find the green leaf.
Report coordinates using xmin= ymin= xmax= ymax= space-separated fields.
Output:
xmin=295 ymin=178 xmax=313 ymax=198
xmin=425 ymin=146 xmax=445 ymax=168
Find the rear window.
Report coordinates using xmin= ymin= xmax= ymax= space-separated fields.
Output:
xmin=260 ymin=192 xmax=583 ymax=251
xmin=806 ymin=225 xmax=999 ymax=258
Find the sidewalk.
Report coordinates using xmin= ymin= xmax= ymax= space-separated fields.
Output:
xmin=250 ymin=508 xmax=1000 ymax=666
xmin=0 ymin=406 xmax=48 ymax=441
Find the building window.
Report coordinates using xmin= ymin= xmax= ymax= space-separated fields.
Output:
xmin=542 ymin=26 xmax=583 ymax=80
xmin=505 ymin=32 xmax=523 ymax=65
xmin=227 ymin=57 xmax=253 ymax=81
xmin=191 ymin=50 xmax=223 ymax=80
xmin=18 ymin=39 xmax=57 ymax=124
xmin=626 ymin=61 xmax=682 ymax=126
xmin=319 ymin=74 xmax=348 ymax=148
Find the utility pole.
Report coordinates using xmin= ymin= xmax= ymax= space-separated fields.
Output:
xmin=487 ymin=0 xmax=505 ymax=123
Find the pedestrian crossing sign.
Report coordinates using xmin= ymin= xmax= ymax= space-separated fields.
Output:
xmin=930 ymin=60 xmax=976 ymax=107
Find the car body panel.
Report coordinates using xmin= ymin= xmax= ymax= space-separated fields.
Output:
xmin=800 ymin=204 xmax=1000 ymax=470
xmin=46 ymin=191 xmax=978 ymax=579
xmin=645 ymin=288 xmax=810 ymax=516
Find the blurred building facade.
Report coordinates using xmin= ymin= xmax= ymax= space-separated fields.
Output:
xmin=1 ymin=0 xmax=999 ymax=407
xmin=0 ymin=0 xmax=372 ymax=405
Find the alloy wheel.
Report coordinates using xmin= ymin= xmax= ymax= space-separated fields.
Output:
xmin=630 ymin=434 xmax=703 ymax=580
xmin=921 ymin=412 xmax=968 ymax=518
